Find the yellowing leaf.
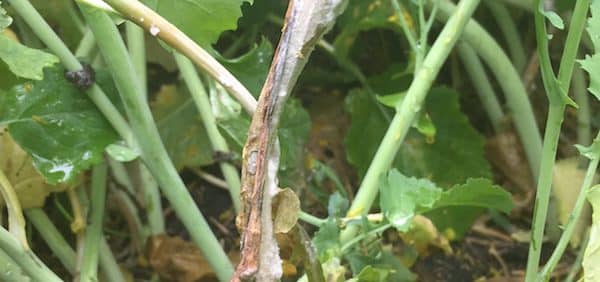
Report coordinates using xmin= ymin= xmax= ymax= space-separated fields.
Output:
xmin=583 ymin=185 xmax=600 ymax=281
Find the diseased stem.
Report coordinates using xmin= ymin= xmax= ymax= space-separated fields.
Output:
xmin=525 ymin=0 xmax=590 ymax=280
xmin=538 ymin=133 xmax=600 ymax=281
xmin=78 ymin=5 xmax=233 ymax=280
xmin=457 ymin=41 xmax=504 ymax=131
xmin=79 ymin=164 xmax=108 ymax=282
xmin=0 ymin=227 xmax=61 ymax=281
xmin=25 ymin=208 xmax=77 ymax=274
xmin=174 ymin=53 xmax=242 ymax=212
xmin=101 ymin=0 xmax=257 ymax=113
xmin=7 ymin=0 xmax=136 ymax=147
xmin=341 ymin=0 xmax=481 ymax=243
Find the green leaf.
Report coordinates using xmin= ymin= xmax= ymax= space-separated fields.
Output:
xmin=151 ymin=84 xmax=213 ymax=170
xmin=0 ymin=66 xmax=118 ymax=184
xmin=583 ymin=184 xmax=600 ymax=280
xmin=380 ymin=169 xmax=442 ymax=231
xmin=105 ymin=143 xmax=140 ymax=162
xmin=345 ymin=86 xmax=491 ymax=186
xmin=376 ymin=92 xmax=436 ymax=139
xmin=433 ymin=178 xmax=513 ymax=214
xmin=313 ymin=218 xmax=341 ymax=261
xmin=355 ymin=265 xmax=390 ymax=282
xmin=575 ymin=137 xmax=600 ymax=160
xmin=327 ymin=192 xmax=349 ymax=218
xmin=580 ymin=0 xmax=600 ymax=100
xmin=145 ymin=0 xmax=252 ymax=48
xmin=0 ymin=35 xmax=59 ymax=80
xmin=0 ymin=1 xmax=12 ymax=30
xmin=220 ymin=39 xmax=273 ymax=96
xmin=541 ymin=10 xmax=564 ymax=30
xmin=345 ymin=248 xmax=415 ymax=282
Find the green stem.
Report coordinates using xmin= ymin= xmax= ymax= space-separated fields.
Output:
xmin=0 ymin=227 xmax=61 ymax=281
xmin=79 ymin=164 xmax=108 ymax=282
xmin=25 ymin=208 xmax=77 ymax=274
xmin=0 ymin=168 xmax=28 ymax=249
xmin=436 ymin=0 xmax=542 ymax=180
xmin=125 ymin=14 xmax=165 ymax=235
xmin=98 ymin=238 xmax=125 ymax=282
xmin=538 ymin=134 xmax=600 ymax=280
xmin=391 ymin=0 xmax=420 ymax=68
xmin=573 ymin=66 xmax=591 ymax=148
xmin=0 ymin=248 xmax=29 ymax=281
xmin=78 ymin=6 xmax=233 ymax=280
xmin=7 ymin=0 xmax=136 ymax=147
xmin=457 ymin=41 xmax=504 ymax=131
xmin=564 ymin=230 xmax=589 ymax=282
xmin=484 ymin=0 xmax=527 ymax=72
xmin=75 ymin=28 xmax=96 ymax=58
xmin=340 ymin=223 xmax=392 ymax=253
xmin=525 ymin=1 xmax=590 ymax=280
xmin=298 ymin=211 xmax=326 ymax=227
xmin=174 ymin=53 xmax=241 ymax=212
xmin=342 ymin=0 xmax=481 ymax=242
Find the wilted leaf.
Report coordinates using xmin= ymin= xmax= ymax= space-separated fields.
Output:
xmin=583 ymin=184 xmax=600 ymax=281
xmin=399 ymin=215 xmax=452 ymax=256
xmin=147 ymin=234 xmax=217 ymax=281
xmin=579 ymin=0 xmax=600 ymax=100
xmin=272 ymin=188 xmax=300 ymax=233
xmin=380 ymin=169 xmax=441 ymax=231
xmin=0 ymin=34 xmax=59 ymax=80
xmin=0 ymin=66 xmax=118 ymax=184
xmin=142 ymin=0 xmax=252 ymax=48
xmin=552 ymin=158 xmax=593 ymax=247
xmin=151 ymin=84 xmax=213 ymax=170
xmin=0 ymin=128 xmax=67 ymax=208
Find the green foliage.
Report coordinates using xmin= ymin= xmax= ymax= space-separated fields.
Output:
xmin=434 ymin=178 xmax=514 ymax=214
xmin=0 ymin=34 xmax=59 ymax=80
xmin=220 ymin=39 xmax=273 ymax=96
xmin=583 ymin=184 xmax=600 ymax=280
xmin=380 ymin=170 xmax=440 ymax=231
xmin=142 ymin=0 xmax=253 ymax=48
xmin=580 ymin=0 xmax=600 ymax=99
xmin=575 ymin=137 xmax=600 ymax=160
xmin=0 ymin=66 xmax=117 ymax=184
xmin=327 ymin=192 xmax=349 ymax=218
xmin=313 ymin=218 xmax=341 ymax=261
xmin=151 ymin=84 xmax=213 ymax=170
xmin=345 ymin=249 xmax=415 ymax=282
xmin=345 ymin=85 xmax=491 ymax=186
xmin=379 ymin=170 xmax=512 ymax=233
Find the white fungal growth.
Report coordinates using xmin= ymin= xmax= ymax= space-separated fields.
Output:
xmin=149 ymin=25 xmax=160 ymax=36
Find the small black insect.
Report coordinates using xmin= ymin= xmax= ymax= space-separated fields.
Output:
xmin=64 ymin=64 xmax=95 ymax=90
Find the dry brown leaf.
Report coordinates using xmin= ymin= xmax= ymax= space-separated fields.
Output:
xmin=147 ymin=234 xmax=217 ymax=282
xmin=399 ymin=215 xmax=453 ymax=256
xmin=272 ymin=187 xmax=300 ymax=234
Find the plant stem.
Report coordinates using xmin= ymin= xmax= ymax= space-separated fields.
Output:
xmin=75 ymin=28 xmax=96 ymax=58
xmin=79 ymin=164 xmax=108 ymax=282
xmin=341 ymin=0 xmax=481 ymax=242
xmin=573 ymin=66 xmax=591 ymax=148
xmin=391 ymin=0 xmax=420 ymax=68
xmin=125 ymin=11 xmax=165 ymax=235
xmin=0 ymin=248 xmax=29 ymax=281
xmin=78 ymin=6 xmax=233 ymax=280
xmin=25 ymin=208 xmax=77 ymax=274
xmin=436 ymin=0 xmax=542 ymax=180
xmin=7 ymin=0 xmax=135 ymax=147
xmin=525 ymin=1 xmax=590 ymax=280
xmin=298 ymin=211 xmax=326 ymax=227
xmin=174 ymin=53 xmax=242 ymax=212
xmin=457 ymin=41 xmax=504 ymax=131
xmin=538 ymin=134 xmax=600 ymax=280
xmin=0 ymin=168 xmax=28 ymax=249
xmin=565 ymin=230 xmax=589 ymax=282
xmin=101 ymin=0 xmax=257 ymax=113
xmin=484 ymin=0 xmax=527 ymax=72
xmin=99 ymin=238 xmax=125 ymax=282
xmin=0 ymin=227 xmax=61 ymax=281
